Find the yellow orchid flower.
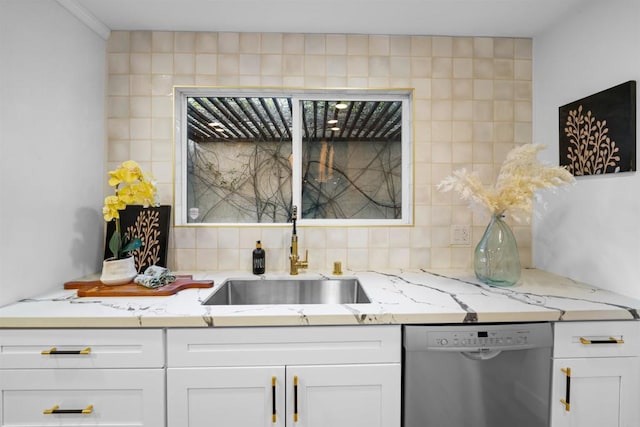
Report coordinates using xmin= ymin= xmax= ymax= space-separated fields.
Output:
xmin=107 ymin=160 xmax=143 ymax=187
xmin=133 ymin=180 xmax=158 ymax=206
xmin=102 ymin=195 xmax=126 ymax=221
xmin=115 ymin=185 xmax=136 ymax=205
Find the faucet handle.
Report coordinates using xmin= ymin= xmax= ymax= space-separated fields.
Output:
xmin=299 ymin=250 xmax=309 ymax=269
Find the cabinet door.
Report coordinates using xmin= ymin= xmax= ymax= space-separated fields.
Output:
xmin=167 ymin=366 xmax=285 ymax=427
xmin=287 ymin=364 xmax=400 ymax=427
xmin=551 ymin=357 xmax=639 ymax=427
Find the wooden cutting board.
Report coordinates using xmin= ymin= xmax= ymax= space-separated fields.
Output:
xmin=64 ymin=275 xmax=213 ymax=297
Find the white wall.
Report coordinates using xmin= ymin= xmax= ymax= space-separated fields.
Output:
xmin=533 ymin=0 xmax=640 ymax=299
xmin=0 ymin=0 xmax=106 ymax=307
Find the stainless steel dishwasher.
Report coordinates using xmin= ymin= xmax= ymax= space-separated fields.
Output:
xmin=403 ymin=323 xmax=552 ymax=427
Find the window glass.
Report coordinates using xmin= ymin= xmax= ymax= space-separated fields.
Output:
xmin=300 ymin=100 xmax=402 ymax=220
xmin=185 ymin=96 xmax=293 ymax=223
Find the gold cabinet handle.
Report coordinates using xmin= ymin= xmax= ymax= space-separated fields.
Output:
xmin=293 ymin=375 xmax=299 ymax=422
xmin=579 ymin=337 xmax=624 ymax=345
xmin=272 ymin=376 xmax=277 ymax=423
xmin=560 ymin=367 xmax=571 ymax=411
xmin=41 ymin=347 xmax=91 ymax=355
xmin=43 ymin=404 xmax=93 ymax=414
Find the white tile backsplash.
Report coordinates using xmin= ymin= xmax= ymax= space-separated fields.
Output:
xmin=107 ymin=31 xmax=532 ymax=273
xmin=196 ymin=228 xmax=218 ymax=249
xmin=151 ymin=32 xmax=173 ymax=52
xmin=348 ymin=228 xmax=369 ymax=249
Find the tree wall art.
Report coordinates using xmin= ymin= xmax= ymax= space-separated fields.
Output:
xmin=104 ymin=205 xmax=171 ymax=273
xmin=559 ymin=80 xmax=636 ymax=176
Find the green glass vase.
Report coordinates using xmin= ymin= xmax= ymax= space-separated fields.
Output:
xmin=474 ymin=214 xmax=521 ymax=286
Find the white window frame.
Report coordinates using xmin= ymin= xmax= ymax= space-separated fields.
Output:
xmin=174 ymin=87 xmax=413 ymax=226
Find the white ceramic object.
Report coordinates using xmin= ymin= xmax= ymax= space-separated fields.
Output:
xmin=100 ymin=256 xmax=137 ymax=285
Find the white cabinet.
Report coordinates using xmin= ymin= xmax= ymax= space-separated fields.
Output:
xmin=289 ymin=363 xmax=399 ymax=427
xmin=167 ymin=325 xmax=401 ymax=427
xmin=168 ymin=366 xmax=285 ymax=427
xmin=551 ymin=321 xmax=640 ymax=427
xmin=0 ymin=329 xmax=166 ymax=427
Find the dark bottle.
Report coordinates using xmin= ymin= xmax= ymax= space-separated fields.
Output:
xmin=252 ymin=240 xmax=265 ymax=274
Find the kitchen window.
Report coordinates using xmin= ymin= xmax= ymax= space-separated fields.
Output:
xmin=174 ymin=87 xmax=413 ymax=226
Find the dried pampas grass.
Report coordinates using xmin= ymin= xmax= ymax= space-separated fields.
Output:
xmin=437 ymin=144 xmax=575 ymax=222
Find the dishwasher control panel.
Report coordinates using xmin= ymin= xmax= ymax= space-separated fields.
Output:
xmin=404 ymin=323 xmax=553 ymax=352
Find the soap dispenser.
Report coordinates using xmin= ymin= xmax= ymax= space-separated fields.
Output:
xmin=252 ymin=240 xmax=265 ymax=274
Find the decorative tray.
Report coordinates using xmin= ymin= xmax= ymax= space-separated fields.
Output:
xmin=64 ymin=275 xmax=214 ymax=297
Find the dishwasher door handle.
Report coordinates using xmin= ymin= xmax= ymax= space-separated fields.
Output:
xmin=460 ymin=350 xmax=502 ymax=360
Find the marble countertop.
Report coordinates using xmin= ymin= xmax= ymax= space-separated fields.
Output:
xmin=0 ymin=269 xmax=638 ymax=328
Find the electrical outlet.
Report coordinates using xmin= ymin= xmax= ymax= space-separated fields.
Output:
xmin=451 ymin=225 xmax=471 ymax=246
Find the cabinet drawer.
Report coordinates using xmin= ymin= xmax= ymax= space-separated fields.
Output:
xmin=0 ymin=369 xmax=165 ymax=426
xmin=554 ymin=321 xmax=640 ymax=358
xmin=0 ymin=329 xmax=164 ymax=369
xmin=168 ymin=325 xmax=401 ymax=367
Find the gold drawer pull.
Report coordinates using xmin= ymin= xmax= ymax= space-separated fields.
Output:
xmin=579 ymin=337 xmax=624 ymax=345
xmin=43 ymin=404 xmax=93 ymax=414
xmin=560 ymin=367 xmax=571 ymax=411
xmin=271 ymin=376 xmax=277 ymax=423
xmin=293 ymin=375 xmax=299 ymax=422
xmin=41 ymin=347 xmax=91 ymax=355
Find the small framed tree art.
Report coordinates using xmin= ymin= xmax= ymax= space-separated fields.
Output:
xmin=559 ymin=80 xmax=636 ymax=176
xmin=104 ymin=205 xmax=171 ymax=273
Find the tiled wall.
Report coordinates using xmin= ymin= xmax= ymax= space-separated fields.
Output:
xmin=107 ymin=31 xmax=532 ymax=273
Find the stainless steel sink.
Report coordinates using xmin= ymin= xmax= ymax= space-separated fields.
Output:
xmin=202 ymin=278 xmax=370 ymax=305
